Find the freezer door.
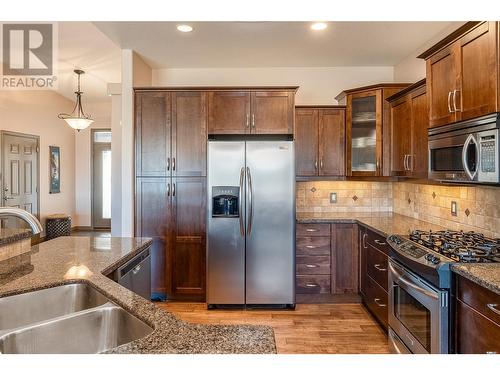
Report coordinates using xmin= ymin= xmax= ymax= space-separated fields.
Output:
xmin=207 ymin=141 xmax=246 ymax=304
xmin=245 ymin=141 xmax=295 ymax=304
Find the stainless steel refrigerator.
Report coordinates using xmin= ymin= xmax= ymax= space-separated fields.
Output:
xmin=207 ymin=140 xmax=295 ymax=308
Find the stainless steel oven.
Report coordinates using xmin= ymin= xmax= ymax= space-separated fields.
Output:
xmin=388 ymin=259 xmax=449 ymax=354
xmin=428 ymin=113 xmax=499 ymax=184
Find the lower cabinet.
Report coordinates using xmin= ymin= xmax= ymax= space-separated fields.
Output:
xmin=455 ymin=275 xmax=500 ymax=354
xmin=135 ymin=177 xmax=206 ymax=301
xmin=296 ymin=223 xmax=359 ymax=302
xmin=359 ymin=225 xmax=389 ymax=330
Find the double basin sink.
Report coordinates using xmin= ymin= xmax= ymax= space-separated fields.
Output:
xmin=0 ymin=283 xmax=153 ymax=354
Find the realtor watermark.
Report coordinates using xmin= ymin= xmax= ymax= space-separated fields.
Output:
xmin=1 ymin=22 xmax=58 ymax=90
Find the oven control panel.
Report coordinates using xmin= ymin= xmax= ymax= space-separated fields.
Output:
xmin=387 ymin=235 xmax=451 ymax=267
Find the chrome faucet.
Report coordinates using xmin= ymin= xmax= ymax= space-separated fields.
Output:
xmin=0 ymin=207 xmax=43 ymax=234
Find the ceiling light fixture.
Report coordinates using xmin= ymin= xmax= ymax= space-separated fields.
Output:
xmin=177 ymin=24 xmax=193 ymax=33
xmin=58 ymin=69 xmax=94 ymax=131
xmin=311 ymin=22 xmax=327 ymax=31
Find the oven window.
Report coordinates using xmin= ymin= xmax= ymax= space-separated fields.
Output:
xmin=394 ymin=286 xmax=431 ymax=352
xmin=431 ymin=147 xmax=464 ymax=171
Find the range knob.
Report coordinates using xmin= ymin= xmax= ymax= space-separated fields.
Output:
xmin=424 ymin=254 xmax=433 ymax=261
xmin=431 ymin=257 xmax=440 ymax=265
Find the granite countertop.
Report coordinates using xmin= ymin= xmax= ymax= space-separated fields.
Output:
xmin=0 ymin=228 xmax=32 ymax=245
xmin=450 ymin=264 xmax=500 ymax=295
xmin=0 ymin=236 xmax=276 ymax=354
xmin=296 ymin=212 xmax=445 ymax=237
xmin=297 ymin=211 xmax=500 ymax=295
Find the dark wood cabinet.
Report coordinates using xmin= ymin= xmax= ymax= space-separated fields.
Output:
xmin=296 ymin=223 xmax=359 ymax=303
xmin=336 ymin=84 xmax=409 ymax=177
xmin=135 ymin=89 xmax=207 ymax=301
xmin=208 ymin=88 xmax=297 ymax=135
xmin=388 ymin=80 xmax=428 ymax=178
xmin=295 ymin=106 xmax=345 ymax=178
xmin=359 ymin=225 xmax=389 ymax=330
xmin=420 ymin=22 xmax=500 ymax=128
xmin=135 ymin=92 xmax=171 ymax=177
xmin=170 ymin=177 xmax=206 ymax=299
xmin=455 ymin=275 xmax=500 ymax=354
xmin=171 ymin=92 xmax=208 ymax=177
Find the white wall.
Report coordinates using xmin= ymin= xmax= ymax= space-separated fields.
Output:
xmin=0 ymin=90 xmax=76 ymax=231
xmin=73 ymin=100 xmax=112 ymax=227
xmin=110 ymin=92 xmax=122 ymax=236
xmin=152 ymin=67 xmax=395 ymax=105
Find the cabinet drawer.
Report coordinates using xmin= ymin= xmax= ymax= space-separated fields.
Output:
xmin=297 ymin=223 xmax=330 ymax=237
xmin=296 ymin=255 xmax=330 ymax=275
xmin=296 ymin=236 xmax=330 ymax=256
xmin=365 ymin=228 xmax=389 ymax=255
xmin=457 ymin=276 xmax=500 ymax=325
xmin=364 ymin=275 xmax=388 ymax=329
xmin=366 ymin=244 xmax=389 ymax=291
xmin=296 ymin=275 xmax=330 ymax=294
xmin=456 ymin=300 xmax=500 ymax=354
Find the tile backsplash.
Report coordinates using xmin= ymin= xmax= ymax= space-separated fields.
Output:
xmin=297 ymin=180 xmax=500 ymax=237
xmin=393 ymin=182 xmax=500 ymax=238
xmin=296 ymin=181 xmax=393 ymax=213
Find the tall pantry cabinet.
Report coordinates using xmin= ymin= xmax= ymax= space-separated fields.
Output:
xmin=135 ymin=90 xmax=207 ymax=301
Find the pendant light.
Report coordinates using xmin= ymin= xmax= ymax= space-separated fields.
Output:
xmin=58 ymin=69 xmax=94 ymax=131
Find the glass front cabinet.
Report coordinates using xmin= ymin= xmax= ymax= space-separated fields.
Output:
xmin=336 ymin=84 xmax=410 ymax=177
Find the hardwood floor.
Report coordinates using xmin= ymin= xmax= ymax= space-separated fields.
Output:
xmin=158 ymin=302 xmax=390 ymax=354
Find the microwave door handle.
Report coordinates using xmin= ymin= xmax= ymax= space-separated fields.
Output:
xmin=238 ymin=167 xmax=245 ymax=237
xmin=462 ymin=134 xmax=478 ymax=180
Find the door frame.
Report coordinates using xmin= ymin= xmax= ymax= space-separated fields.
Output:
xmin=90 ymin=128 xmax=112 ymax=230
xmin=0 ymin=130 xmax=41 ymax=220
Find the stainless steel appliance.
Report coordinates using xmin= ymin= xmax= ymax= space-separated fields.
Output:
xmin=207 ymin=140 xmax=295 ymax=308
xmin=114 ymin=247 xmax=151 ymax=300
xmin=428 ymin=113 xmax=499 ymax=184
xmin=386 ymin=230 xmax=500 ymax=354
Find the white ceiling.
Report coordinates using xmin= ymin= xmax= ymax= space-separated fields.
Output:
xmin=56 ymin=22 xmax=121 ymax=103
xmin=94 ymin=21 xmax=462 ymax=69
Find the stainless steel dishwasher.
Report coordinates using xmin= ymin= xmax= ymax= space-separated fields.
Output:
xmin=113 ymin=247 xmax=151 ymax=300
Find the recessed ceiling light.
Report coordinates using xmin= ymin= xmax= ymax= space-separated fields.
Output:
xmin=177 ymin=24 xmax=193 ymax=33
xmin=311 ymin=22 xmax=327 ymax=31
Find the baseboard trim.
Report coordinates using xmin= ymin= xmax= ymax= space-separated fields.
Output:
xmin=296 ymin=293 xmax=361 ymax=304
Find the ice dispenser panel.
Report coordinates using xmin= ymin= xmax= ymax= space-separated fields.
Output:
xmin=212 ymin=186 xmax=239 ymax=218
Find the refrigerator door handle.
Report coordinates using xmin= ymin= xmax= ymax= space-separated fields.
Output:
xmin=238 ymin=167 xmax=245 ymax=236
xmin=246 ymin=166 xmax=253 ymax=236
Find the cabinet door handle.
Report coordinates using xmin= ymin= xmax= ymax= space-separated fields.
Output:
xmin=167 ymin=183 xmax=171 ymax=197
xmin=374 ymin=264 xmax=387 ymax=272
xmin=447 ymin=91 xmax=453 ymax=113
xmin=305 ymin=245 xmax=318 ymax=249
xmin=486 ymin=351 xmax=497 ymax=354
xmin=374 ymin=239 xmax=387 ymax=246
xmin=403 ymin=155 xmax=408 ymax=171
xmin=408 ymin=154 xmax=413 ymax=171
xmin=305 ymin=228 xmax=319 ymax=232
xmin=320 ymin=158 xmax=323 ymax=170
xmin=305 ymin=264 xmax=318 ymax=268
xmin=487 ymin=303 xmax=500 ymax=316
xmin=305 ymin=283 xmax=318 ymax=288
xmin=374 ymin=298 xmax=387 ymax=307
xmin=246 ymin=113 xmax=250 ymax=128
xmin=314 ymin=159 xmax=318 ymax=170
xmin=251 ymin=113 xmax=255 ymax=128
xmin=362 ymin=233 xmax=368 ymax=249
xmin=172 ymin=183 xmax=176 ymax=197
xmin=167 ymin=157 xmax=170 ymax=171
xmin=172 ymin=157 xmax=176 ymax=171
xmin=452 ymin=89 xmax=461 ymax=112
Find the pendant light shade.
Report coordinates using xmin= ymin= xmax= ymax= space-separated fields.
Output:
xmin=58 ymin=69 xmax=94 ymax=131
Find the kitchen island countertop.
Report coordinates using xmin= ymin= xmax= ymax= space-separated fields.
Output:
xmin=0 ymin=236 xmax=276 ymax=354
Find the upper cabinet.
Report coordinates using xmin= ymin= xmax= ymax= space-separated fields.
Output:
xmin=295 ymin=106 xmax=345 ymax=178
xmin=388 ymin=80 xmax=428 ymax=179
xmin=208 ymin=87 xmax=297 ymax=135
xmin=336 ymin=84 xmax=409 ymax=177
xmin=419 ymin=22 xmax=499 ymax=128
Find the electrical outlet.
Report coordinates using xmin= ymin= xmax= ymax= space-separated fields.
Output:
xmin=330 ymin=192 xmax=337 ymax=204
xmin=451 ymin=201 xmax=457 ymax=216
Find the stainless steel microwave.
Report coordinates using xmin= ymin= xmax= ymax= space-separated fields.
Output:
xmin=428 ymin=113 xmax=499 ymax=184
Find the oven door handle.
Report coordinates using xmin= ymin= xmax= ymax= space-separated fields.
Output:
xmin=389 ymin=261 xmax=438 ymax=300
xmin=462 ymin=134 xmax=478 ymax=181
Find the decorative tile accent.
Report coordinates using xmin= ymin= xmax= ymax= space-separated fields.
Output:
xmin=465 ymin=208 xmax=470 ymax=217
xmin=407 ymin=198 xmax=412 ymax=205
xmin=310 ymin=187 xmax=316 ymax=193
xmin=432 ymin=192 xmax=436 ymax=199
xmin=352 ymin=195 xmax=358 ymax=201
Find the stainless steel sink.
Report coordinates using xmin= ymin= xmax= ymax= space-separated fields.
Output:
xmin=0 ymin=283 xmax=109 ymax=332
xmin=0 ymin=283 xmax=153 ymax=354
